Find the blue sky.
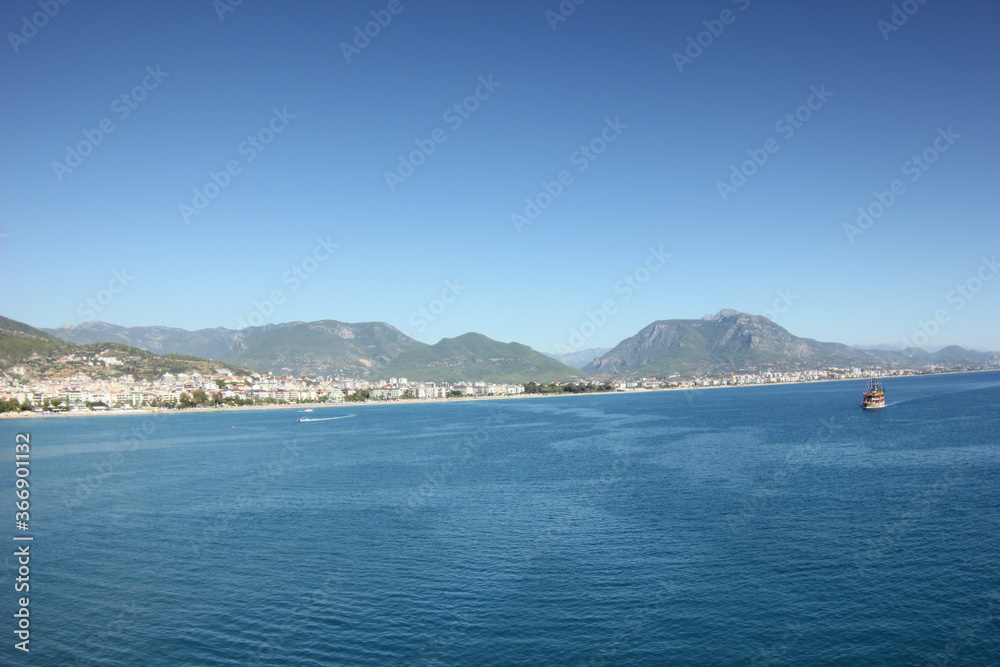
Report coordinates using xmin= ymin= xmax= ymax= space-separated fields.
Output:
xmin=2 ymin=0 xmax=998 ymax=353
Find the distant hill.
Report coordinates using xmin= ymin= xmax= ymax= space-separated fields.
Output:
xmin=224 ymin=320 xmax=424 ymax=377
xmin=930 ymin=344 xmax=992 ymax=362
xmin=542 ymin=347 xmax=610 ymax=369
xmin=584 ymin=309 xmax=827 ymax=376
xmin=45 ymin=320 xmax=241 ymax=360
xmin=379 ymin=332 xmax=585 ymax=383
xmin=1 ymin=316 xmax=72 ymax=363
xmin=62 ymin=343 xmax=249 ymax=382
xmin=584 ymin=309 xmax=996 ymax=377
xmin=3 ymin=316 xmax=248 ymax=380
xmin=45 ymin=320 xmax=424 ymax=378
xmin=39 ymin=313 xmax=996 ymax=381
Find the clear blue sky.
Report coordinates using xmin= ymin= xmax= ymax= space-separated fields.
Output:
xmin=2 ymin=0 xmax=998 ymax=353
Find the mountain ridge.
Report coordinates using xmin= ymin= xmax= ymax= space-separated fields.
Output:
xmin=542 ymin=347 xmax=611 ymax=369
xmin=583 ymin=310 xmax=995 ymax=377
xmin=379 ymin=332 xmax=584 ymax=383
xmin=37 ymin=312 xmax=998 ymax=381
xmin=1 ymin=316 xmax=249 ymax=381
xmin=41 ymin=320 xmax=582 ymax=382
xmin=1 ymin=315 xmax=73 ymax=363
xmin=43 ymin=319 xmax=424 ymax=378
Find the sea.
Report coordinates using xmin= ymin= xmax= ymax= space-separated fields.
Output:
xmin=2 ymin=371 xmax=999 ymax=666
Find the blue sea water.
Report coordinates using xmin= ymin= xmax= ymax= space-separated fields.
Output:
xmin=2 ymin=371 xmax=999 ymax=666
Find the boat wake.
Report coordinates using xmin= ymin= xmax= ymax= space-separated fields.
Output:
xmin=297 ymin=415 xmax=356 ymax=423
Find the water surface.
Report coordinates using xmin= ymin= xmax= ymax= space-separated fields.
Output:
xmin=2 ymin=372 xmax=998 ymax=665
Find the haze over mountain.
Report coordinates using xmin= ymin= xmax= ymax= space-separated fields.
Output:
xmin=542 ymin=347 xmax=611 ymax=369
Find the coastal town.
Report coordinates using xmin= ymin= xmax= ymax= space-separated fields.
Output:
xmin=2 ymin=348 xmax=996 ymax=415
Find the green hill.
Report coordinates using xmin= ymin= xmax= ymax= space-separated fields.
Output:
xmin=45 ymin=319 xmax=424 ymax=378
xmin=42 ymin=320 xmax=241 ymax=359
xmin=379 ymin=332 xmax=585 ymax=383
xmin=0 ymin=315 xmax=72 ymax=363
xmin=2 ymin=316 xmax=249 ymax=381
xmin=38 ymin=313 xmax=997 ymax=382
xmin=584 ymin=310 xmax=998 ymax=377
xmin=583 ymin=310 xmax=830 ymax=376
xmin=69 ymin=342 xmax=249 ymax=381
xmin=223 ymin=320 xmax=424 ymax=377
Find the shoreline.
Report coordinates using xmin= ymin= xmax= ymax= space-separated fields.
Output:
xmin=3 ymin=368 xmax=996 ymax=421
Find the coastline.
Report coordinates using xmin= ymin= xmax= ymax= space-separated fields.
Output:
xmin=3 ymin=368 xmax=996 ymax=421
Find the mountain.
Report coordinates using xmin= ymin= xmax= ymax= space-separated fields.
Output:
xmin=584 ymin=309 xmax=830 ymax=376
xmin=379 ymin=332 xmax=585 ymax=383
xmin=584 ymin=309 xmax=996 ymax=377
xmin=45 ymin=320 xmax=425 ymax=378
xmin=40 ymin=313 xmax=996 ymax=382
xmin=854 ymin=343 xmax=908 ymax=352
xmin=542 ymin=347 xmax=611 ymax=369
xmin=928 ymin=344 xmax=995 ymax=363
xmin=2 ymin=316 xmax=248 ymax=380
xmin=1 ymin=316 xmax=72 ymax=363
xmin=51 ymin=342 xmax=249 ymax=382
xmin=224 ymin=320 xmax=424 ymax=377
xmin=45 ymin=321 xmax=240 ymax=360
